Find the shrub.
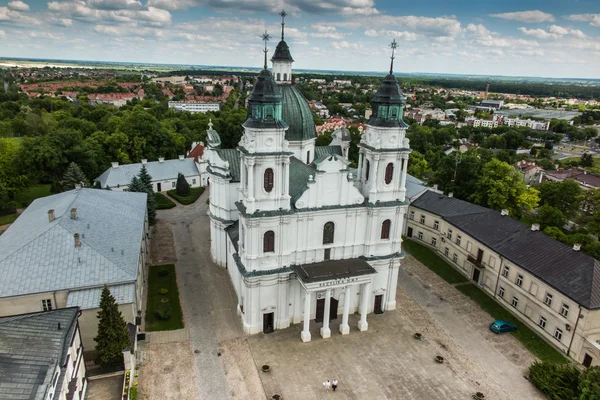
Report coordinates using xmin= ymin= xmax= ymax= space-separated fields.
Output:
xmin=155 ymin=305 xmax=172 ymax=320
xmin=158 ymin=288 xmax=168 ymax=295
xmin=529 ymin=361 xmax=580 ymax=400
xmin=175 ymin=173 xmax=190 ymax=196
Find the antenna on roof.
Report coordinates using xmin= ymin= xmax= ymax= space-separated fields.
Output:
xmin=280 ymin=9 xmax=287 ymax=41
xmin=262 ymin=30 xmax=271 ymax=70
xmin=389 ymin=39 xmax=398 ymax=75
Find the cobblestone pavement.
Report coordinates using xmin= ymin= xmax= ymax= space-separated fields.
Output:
xmin=86 ymin=375 xmax=123 ymax=400
xmin=399 ymin=254 xmax=544 ymax=400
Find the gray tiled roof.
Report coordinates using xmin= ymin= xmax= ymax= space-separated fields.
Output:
xmin=0 ymin=307 xmax=79 ymax=400
xmin=0 ymin=189 xmax=147 ymax=298
xmin=66 ymin=283 xmax=136 ymax=310
xmin=289 ymin=157 xmax=315 ymax=205
xmin=95 ymin=158 xmax=200 ymax=188
xmin=226 ymin=221 xmax=239 ymax=252
xmin=216 ymin=149 xmax=241 ymax=182
xmin=411 ymin=191 xmax=600 ymax=309
xmin=315 ymin=145 xmax=342 ymax=158
xmin=405 ymin=174 xmax=429 ymax=201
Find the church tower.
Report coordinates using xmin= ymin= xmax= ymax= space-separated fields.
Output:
xmin=271 ymin=10 xmax=294 ymax=84
xmin=239 ymin=31 xmax=292 ymax=214
xmin=357 ymin=39 xmax=411 ymax=203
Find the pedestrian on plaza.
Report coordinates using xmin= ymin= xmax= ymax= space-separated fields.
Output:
xmin=323 ymin=379 xmax=331 ymax=392
xmin=332 ymin=379 xmax=338 ymax=392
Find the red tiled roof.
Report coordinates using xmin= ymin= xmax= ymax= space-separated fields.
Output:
xmin=187 ymin=143 xmax=205 ymax=162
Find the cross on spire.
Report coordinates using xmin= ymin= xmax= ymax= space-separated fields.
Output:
xmin=262 ymin=30 xmax=271 ymax=70
xmin=389 ymin=39 xmax=398 ymax=74
xmin=280 ymin=9 xmax=287 ymax=41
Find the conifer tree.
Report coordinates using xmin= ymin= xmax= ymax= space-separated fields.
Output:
xmin=61 ymin=162 xmax=89 ymax=191
xmin=175 ymin=173 xmax=190 ymax=196
xmin=138 ymin=165 xmax=153 ymax=193
xmin=128 ymin=169 xmax=156 ymax=225
xmin=94 ymin=285 xmax=131 ymax=367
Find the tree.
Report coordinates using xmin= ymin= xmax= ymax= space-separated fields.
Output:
xmin=129 ymin=167 xmax=156 ymax=225
xmin=138 ymin=165 xmax=153 ymax=193
xmin=407 ymin=151 xmax=431 ymax=179
xmin=94 ymin=285 xmax=131 ymax=368
xmin=537 ymin=180 xmax=583 ymax=218
xmin=315 ymin=132 xmax=333 ymax=146
xmin=61 ymin=162 xmax=89 ymax=191
xmin=529 ymin=361 xmax=580 ymax=400
xmin=128 ymin=176 xmax=145 ymax=193
xmin=581 ymin=153 xmax=594 ymax=168
xmin=175 ymin=172 xmax=190 ymax=196
xmin=472 ymin=158 xmax=539 ymax=217
xmin=578 ymin=366 xmax=600 ymax=400
xmin=0 ymin=138 xmax=28 ymax=199
xmin=543 ymin=226 xmax=568 ymax=243
xmin=537 ymin=205 xmax=566 ymax=230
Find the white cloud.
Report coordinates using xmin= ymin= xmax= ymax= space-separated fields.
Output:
xmin=363 ymin=29 xmax=417 ymax=41
xmin=0 ymin=29 xmax=5 ymax=38
xmin=312 ymin=24 xmax=336 ymax=33
xmin=353 ymin=15 xmax=462 ymax=38
xmin=477 ymin=36 xmax=539 ymax=48
xmin=47 ymin=1 xmax=172 ymax=26
xmin=29 ymin=31 xmax=65 ymax=40
xmin=7 ymin=1 xmax=29 ymax=11
xmin=489 ymin=10 xmax=555 ymax=23
xmin=519 ymin=25 xmax=588 ymax=40
xmin=87 ymin=0 xmax=144 ymax=10
xmin=518 ymin=27 xmax=555 ymax=39
xmin=0 ymin=6 xmax=40 ymax=25
xmin=565 ymin=14 xmax=600 ymax=27
xmin=310 ymin=32 xmax=346 ymax=39
xmin=94 ymin=24 xmax=165 ymax=38
xmin=465 ymin=23 xmax=492 ymax=38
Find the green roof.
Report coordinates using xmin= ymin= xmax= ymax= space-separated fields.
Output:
xmin=216 ymin=149 xmax=241 ymax=182
xmin=281 ymin=86 xmax=316 ymax=141
xmin=289 ymin=157 xmax=315 ymax=204
xmin=315 ymin=145 xmax=342 ymax=159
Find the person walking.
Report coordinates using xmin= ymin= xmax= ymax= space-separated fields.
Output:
xmin=332 ymin=379 xmax=338 ymax=392
xmin=323 ymin=379 xmax=331 ymax=392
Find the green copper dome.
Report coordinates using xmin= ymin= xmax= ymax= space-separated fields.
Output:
xmin=368 ymin=73 xmax=408 ymax=128
xmin=244 ymin=69 xmax=286 ymax=129
xmin=281 ymin=86 xmax=316 ymax=141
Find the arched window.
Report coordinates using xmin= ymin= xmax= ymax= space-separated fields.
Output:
xmin=264 ymin=230 xmax=275 ymax=253
xmin=264 ymin=105 xmax=274 ymax=119
xmin=365 ymin=160 xmax=370 ymax=181
xmin=276 ymin=73 xmax=281 ymax=81
xmin=385 ymin=163 xmax=394 ymax=184
xmin=323 ymin=222 xmax=335 ymax=245
xmin=381 ymin=219 xmax=391 ymax=239
xmin=389 ymin=107 xmax=397 ymax=118
xmin=283 ymin=73 xmax=288 ymax=81
xmin=264 ymin=168 xmax=274 ymax=192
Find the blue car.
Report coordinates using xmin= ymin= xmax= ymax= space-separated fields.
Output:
xmin=489 ymin=320 xmax=517 ymax=334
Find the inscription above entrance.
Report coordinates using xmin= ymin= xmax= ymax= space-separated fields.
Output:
xmin=318 ymin=277 xmax=359 ymax=287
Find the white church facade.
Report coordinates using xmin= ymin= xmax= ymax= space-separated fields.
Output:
xmin=206 ymin=19 xmax=411 ymax=341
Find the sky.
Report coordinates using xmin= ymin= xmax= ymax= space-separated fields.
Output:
xmin=0 ymin=0 xmax=600 ymax=78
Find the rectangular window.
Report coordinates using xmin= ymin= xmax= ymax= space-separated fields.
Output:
xmin=324 ymin=248 xmax=331 ymax=260
xmin=420 ymin=214 xmax=426 ymax=224
xmin=544 ymin=293 xmax=553 ymax=306
xmin=433 ymin=220 xmax=439 ymax=230
xmin=561 ymin=304 xmax=570 ymax=318
xmin=431 ymin=238 xmax=437 ymax=246
xmin=452 ymin=253 xmax=458 ymax=263
xmin=444 ymin=247 xmax=449 ymax=256
xmin=511 ymin=297 xmax=519 ymax=308
xmin=502 ymin=266 xmax=509 ymax=278
xmin=554 ymin=328 xmax=563 ymax=341
xmin=539 ymin=316 xmax=547 ymax=329
xmin=498 ymin=286 xmax=505 ymax=298
xmin=192 ymin=179 xmax=197 ymax=185
xmin=516 ymin=274 xmax=523 ymax=287
xmin=418 ymin=231 xmax=423 ymax=240
xmin=172 ymin=181 xmax=176 ymax=188
xmin=456 ymin=235 xmax=462 ymax=246
xmin=409 ymin=211 xmax=414 ymax=220
xmin=42 ymin=299 xmax=53 ymax=311
xmin=447 ymin=229 xmax=452 ymax=240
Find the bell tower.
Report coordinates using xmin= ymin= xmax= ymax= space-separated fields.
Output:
xmin=239 ymin=31 xmax=292 ymax=214
xmin=271 ymin=10 xmax=294 ymax=84
xmin=357 ymin=39 xmax=411 ymax=203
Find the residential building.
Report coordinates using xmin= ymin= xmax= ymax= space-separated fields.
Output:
xmin=480 ymin=99 xmax=504 ymax=110
xmin=168 ymin=101 xmax=221 ymax=113
xmin=503 ymin=117 xmax=550 ymax=131
xmin=0 ymin=307 xmax=87 ymax=400
xmin=465 ymin=117 xmax=499 ymax=128
xmin=89 ymin=92 xmax=143 ymax=108
xmin=0 ymin=189 xmax=148 ymax=348
xmin=151 ymin=76 xmax=186 ymax=85
xmin=187 ymin=141 xmax=205 ymax=163
xmin=207 ymin=18 xmax=410 ymax=342
xmin=406 ymin=191 xmax=600 ymax=366
xmin=95 ymin=156 xmax=207 ymax=191
xmin=333 ymin=79 xmax=352 ymax=87
xmin=542 ymin=168 xmax=600 ymax=191
xmin=515 ymin=161 xmax=544 ymax=185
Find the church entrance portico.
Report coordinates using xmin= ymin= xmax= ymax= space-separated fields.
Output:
xmin=293 ymin=259 xmax=377 ymax=342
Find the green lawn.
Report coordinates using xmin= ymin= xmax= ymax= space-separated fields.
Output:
xmin=155 ymin=193 xmax=176 ymax=209
xmin=145 ymin=264 xmax=184 ymax=331
xmin=167 ymin=187 xmax=205 ymax=205
xmin=559 ymin=156 xmax=600 ymax=169
xmin=402 ymin=239 xmax=469 ymax=284
xmin=457 ymin=284 xmax=567 ymax=363
xmin=14 ymin=184 xmax=52 ymax=208
xmin=0 ymin=213 xmax=18 ymax=226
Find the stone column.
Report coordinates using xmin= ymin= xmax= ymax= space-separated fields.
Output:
xmin=301 ymin=292 xmax=311 ymax=342
xmin=320 ymin=289 xmax=332 ymax=339
xmin=357 ymin=152 xmax=363 ymax=182
xmin=358 ymin=281 xmax=371 ymax=332
xmin=400 ymin=156 xmax=408 ymax=190
xmin=248 ymin=160 xmax=255 ymax=201
xmin=339 ymin=285 xmax=351 ymax=335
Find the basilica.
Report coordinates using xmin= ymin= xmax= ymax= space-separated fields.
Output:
xmin=205 ymin=14 xmax=412 ymax=341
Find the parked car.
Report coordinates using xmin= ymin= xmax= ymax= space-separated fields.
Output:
xmin=489 ymin=320 xmax=516 ymax=334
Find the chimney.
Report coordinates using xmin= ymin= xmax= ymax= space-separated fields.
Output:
xmin=74 ymin=183 xmax=82 ymax=190
xmin=57 ymin=322 xmax=61 ymax=331
xmin=433 ymin=184 xmax=438 ymax=191
xmin=531 ymin=223 xmax=540 ymax=231
xmin=573 ymin=243 xmax=581 ymax=251
xmin=448 ymin=192 xmax=454 ymax=198
xmin=111 ymin=162 xmax=119 ymax=168
xmin=74 ymin=233 xmax=81 ymax=247
xmin=158 ymin=157 xmax=165 ymax=163
xmin=501 ymin=209 xmax=509 ymax=216
xmin=48 ymin=209 xmax=55 ymax=223
xmin=141 ymin=159 xmax=148 ymax=164
xmin=179 ymin=155 xmax=185 ymax=161
xmin=70 ymin=208 xmax=77 ymax=220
